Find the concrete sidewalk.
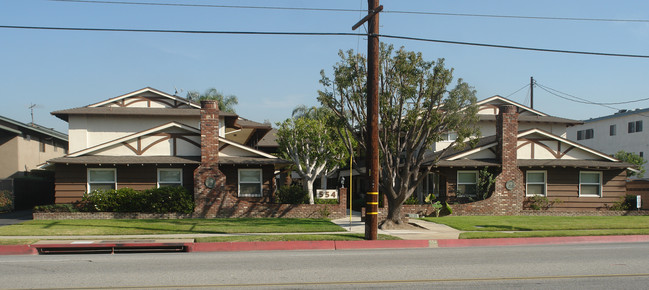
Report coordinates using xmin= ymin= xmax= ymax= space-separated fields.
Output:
xmin=330 ymin=211 xmax=462 ymax=240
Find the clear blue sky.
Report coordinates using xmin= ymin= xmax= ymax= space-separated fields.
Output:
xmin=1 ymin=0 xmax=648 ymax=133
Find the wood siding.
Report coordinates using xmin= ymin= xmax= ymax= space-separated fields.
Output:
xmin=435 ymin=167 xmax=627 ymax=211
xmin=54 ymin=164 xmax=197 ymax=203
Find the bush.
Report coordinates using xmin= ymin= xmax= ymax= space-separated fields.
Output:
xmin=609 ymin=194 xmax=637 ymax=211
xmin=276 ymin=185 xmax=309 ymax=204
xmin=34 ymin=204 xmax=79 ymax=213
xmin=527 ymin=195 xmax=562 ymax=210
xmin=80 ymin=186 xmax=193 ymax=213
xmin=0 ymin=190 xmax=13 ymax=212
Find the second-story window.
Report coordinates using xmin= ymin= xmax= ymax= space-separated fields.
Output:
xmin=628 ymin=120 xmax=643 ymax=133
xmin=577 ymin=129 xmax=594 ymax=140
xmin=610 ymin=124 xmax=616 ymax=136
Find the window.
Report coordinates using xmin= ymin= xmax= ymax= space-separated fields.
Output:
xmin=456 ymin=171 xmax=478 ymax=197
xmin=610 ymin=124 xmax=616 ymax=136
xmin=87 ymin=168 xmax=116 ymax=192
xmin=238 ymin=169 xmax=262 ymax=197
xmin=579 ymin=171 xmax=602 ymax=197
xmin=628 ymin=120 xmax=643 ymax=133
xmin=576 ymin=129 xmax=594 ymax=140
xmin=441 ymin=132 xmax=458 ymax=141
xmin=640 ymin=152 xmax=644 ymax=158
xmin=157 ymin=168 xmax=182 ymax=187
xmin=526 ymin=171 xmax=546 ymax=196
xmin=39 ymin=138 xmax=46 ymax=152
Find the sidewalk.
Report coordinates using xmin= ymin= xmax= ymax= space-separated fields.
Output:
xmin=330 ymin=211 xmax=462 ymax=240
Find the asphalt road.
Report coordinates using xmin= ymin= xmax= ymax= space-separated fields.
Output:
xmin=1 ymin=242 xmax=648 ymax=289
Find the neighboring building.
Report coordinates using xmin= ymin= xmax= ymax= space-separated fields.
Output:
xmin=48 ymin=87 xmax=293 ymax=217
xmin=0 ymin=115 xmax=68 ymax=179
xmin=566 ymin=108 xmax=649 ymax=158
xmin=406 ymin=96 xmax=631 ymax=214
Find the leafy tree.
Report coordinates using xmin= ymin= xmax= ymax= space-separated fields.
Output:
xmin=614 ymin=151 xmax=645 ymax=177
xmin=276 ymin=106 xmax=350 ymax=204
xmin=186 ymin=88 xmax=238 ymax=113
xmin=318 ymin=43 xmax=479 ymax=226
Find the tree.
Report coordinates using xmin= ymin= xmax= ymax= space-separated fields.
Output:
xmin=614 ymin=151 xmax=645 ymax=178
xmin=186 ymin=88 xmax=238 ymax=113
xmin=276 ymin=106 xmax=349 ymax=204
xmin=318 ymin=43 xmax=480 ymax=227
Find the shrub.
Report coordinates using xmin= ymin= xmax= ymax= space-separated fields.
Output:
xmin=34 ymin=204 xmax=79 ymax=213
xmin=404 ymin=195 xmax=420 ymax=205
xmin=276 ymin=185 xmax=309 ymax=204
xmin=527 ymin=195 xmax=562 ymax=210
xmin=608 ymin=194 xmax=637 ymax=211
xmin=80 ymin=186 xmax=193 ymax=213
xmin=0 ymin=190 xmax=13 ymax=212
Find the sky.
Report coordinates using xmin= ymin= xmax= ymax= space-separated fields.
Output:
xmin=1 ymin=0 xmax=648 ymax=134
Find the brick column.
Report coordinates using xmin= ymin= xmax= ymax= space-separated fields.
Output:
xmin=194 ymin=100 xmax=226 ymax=217
xmin=493 ymin=105 xmax=524 ymax=215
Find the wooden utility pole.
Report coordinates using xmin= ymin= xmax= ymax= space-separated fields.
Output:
xmin=352 ymin=0 xmax=381 ymax=240
xmin=530 ymin=76 xmax=534 ymax=109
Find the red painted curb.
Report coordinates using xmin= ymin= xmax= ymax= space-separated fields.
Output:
xmin=0 ymin=245 xmax=37 ymax=255
xmin=189 ymin=241 xmax=336 ymax=252
xmin=436 ymin=235 xmax=649 ymax=248
xmin=334 ymin=240 xmax=429 ymax=250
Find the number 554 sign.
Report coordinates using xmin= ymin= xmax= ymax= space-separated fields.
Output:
xmin=316 ymin=189 xmax=338 ymax=199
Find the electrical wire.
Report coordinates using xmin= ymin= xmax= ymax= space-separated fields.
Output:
xmin=2 ymin=25 xmax=649 ymax=59
xmin=47 ymin=0 xmax=649 ymax=23
xmin=536 ymin=82 xmax=649 ymax=106
xmin=505 ymin=83 xmax=530 ymax=98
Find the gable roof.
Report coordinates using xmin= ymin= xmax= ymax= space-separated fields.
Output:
xmin=424 ymin=128 xmax=628 ymax=168
xmin=66 ymin=121 xmax=200 ymax=157
xmin=88 ymin=87 xmax=200 ymax=109
xmin=477 ymin=95 xmax=548 ymax=117
xmin=0 ymin=114 xmax=68 ymax=142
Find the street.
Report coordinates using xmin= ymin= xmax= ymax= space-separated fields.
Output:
xmin=1 ymin=242 xmax=648 ymax=289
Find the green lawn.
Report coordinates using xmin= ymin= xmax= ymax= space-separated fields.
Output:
xmin=0 ymin=218 xmax=345 ymax=236
xmin=422 ymin=216 xmax=649 ymax=239
xmin=195 ymin=234 xmax=399 ymax=243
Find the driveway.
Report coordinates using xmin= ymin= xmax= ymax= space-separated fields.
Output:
xmin=0 ymin=210 xmax=32 ymax=226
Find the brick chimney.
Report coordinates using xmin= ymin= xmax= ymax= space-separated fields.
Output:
xmin=193 ymin=100 xmax=226 ymax=217
xmin=199 ymin=100 xmax=219 ymax=165
xmin=492 ymin=104 xmax=524 ymax=215
xmin=496 ymin=105 xmax=518 ymax=170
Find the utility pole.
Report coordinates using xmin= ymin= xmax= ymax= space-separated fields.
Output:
xmin=352 ymin=0 xmax=382 ymax=240
xmin=530 ymin=77 xmax=534 ymax=109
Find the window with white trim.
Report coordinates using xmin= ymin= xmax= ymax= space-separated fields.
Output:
xmin=457 ymin=171 xmax=478 ymax=197
xmin=87 ymin=168 xmax=116 ymax=192
xmin=579 ymin=171 xmax=602 ymax=197
xmin=526 ymin=171 xmax=546 ymax=196
xmin=441 ymin=132 xmax=458 ymax=141
xmin=157 ymin=168 xmax=182 ymax=187
xmin=238 ymin=169 xmax=262 ymax=197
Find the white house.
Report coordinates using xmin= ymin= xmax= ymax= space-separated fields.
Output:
xmin=566 ymin=108 xmax=649 ymax=159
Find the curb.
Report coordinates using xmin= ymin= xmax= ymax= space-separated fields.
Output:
xmin=2 ymin=235 xmax=649 ymax=255
xmin=436 ymin=235 xmax=649 ymax=248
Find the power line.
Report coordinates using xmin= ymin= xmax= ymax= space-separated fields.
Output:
xmin=379 ymin=34 xmax=649 ymax=58
xmin=2 ymin=25 xmax=649 ymax=59
xmin=505 ymin=83 xmax=530 ymax=98
xmin=47 ymin=0 xmax=649 ymax=23
xmin=536 ymin=82 xmax=649 ymax=106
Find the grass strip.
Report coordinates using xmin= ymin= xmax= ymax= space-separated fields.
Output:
xmin=0 ymin=218 xmax=345 ymax=236
xmin=423 ymin=216 xmax=649 ymax=231
xmin=195 ymin=234 xmax=399 ymax=243
xmin=460 ymin=229 xmax=649 ymax=239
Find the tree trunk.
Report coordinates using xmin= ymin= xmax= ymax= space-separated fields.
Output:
xmin=380 ymin=196 xmax=404 ymax=229
xmin=306 ymin=179 xmax=315 ymax=204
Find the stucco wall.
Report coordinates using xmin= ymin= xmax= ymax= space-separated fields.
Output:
xmin=567 ymin=112 xmax=649 ymax=157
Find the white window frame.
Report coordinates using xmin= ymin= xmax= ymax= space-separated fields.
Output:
xmin=525 ymin=170 xmax=547 ymax=196
xmin=157 ymin=168 xmax=183 ymax=188
xmin=442 ymin=132 xmax=458 ymax=142
xmin=579 ymin=171 xmax=602 ymax=197
xmin=238 ymin=168 xmax=263 ymax=197
xmin=87 ymin=168 xmax=116 ymax=192
xmin=456 ymin=170 xmax=478 ymax=197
